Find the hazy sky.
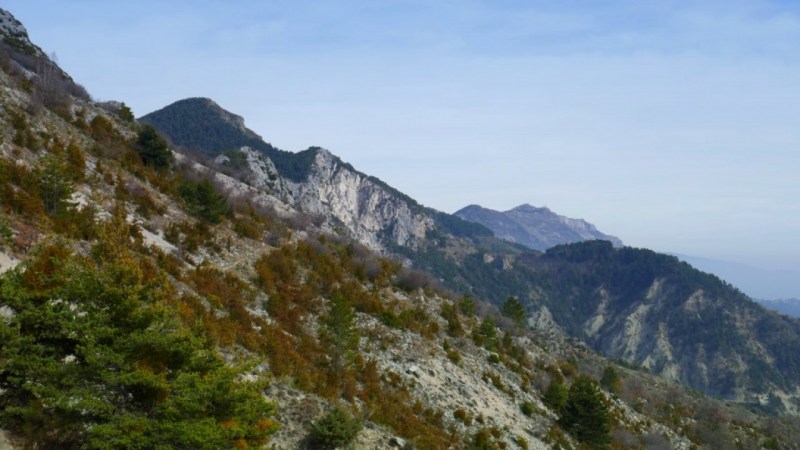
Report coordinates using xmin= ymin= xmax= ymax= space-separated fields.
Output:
xmin=5 ymin=1 xmax=800 ymax=271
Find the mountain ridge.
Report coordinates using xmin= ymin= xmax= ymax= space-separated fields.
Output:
xmin=2 ymin=7 xmax=800 ymax=447
xmin=672 ymin=253 xmax=800 ymax=300
xmin=141 ymin=98 xmax=493 ymax=253
xmin=455 ymin=203 xmax=623 ymax=251
xmin=140 ymin=95 xmax=800 ymax=414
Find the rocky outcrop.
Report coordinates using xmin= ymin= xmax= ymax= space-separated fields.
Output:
xmin=145 ymin=99 xmax=441 ymax=253
xmin=212 ymin=145 xmax=434 ymax=252
xmin=0 ymin=8 xmax=43 ymax=56
xmin=283 ymin=149 xmax=433 ymax=251
xmin=455 ymin=203 xmax=622 ymax=250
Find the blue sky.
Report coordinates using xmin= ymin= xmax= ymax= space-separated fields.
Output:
xmin=5 ymin=1 xmax=800 ymax=273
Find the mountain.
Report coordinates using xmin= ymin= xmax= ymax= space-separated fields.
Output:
xmin=0 ymin=8 xmax=43 ymax=55
xmin=455 ymin=203 xmax=623 ymax=251
xmin=4 ymin=7 xmax=800 ymax=447
xmin=673 ymin=253 xmax=800 ymax=300
xmin=138 ymin=96 xmax=800 ymax=415
xmin=520 ymin=242 xmax=800 ymax=403
xmin=139 ymin=98 xmax=493 ymax=253
xmin=759 ymin=298 xmax=800 ymax=319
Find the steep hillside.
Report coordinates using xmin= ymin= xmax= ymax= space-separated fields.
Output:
xmin=524 ymin=242 xmax=800 ymax=409
xmin=3 ymin=7 xmax=800 ymax=449
xmin=139 ymin=98 xmax=318 ymax=183
xmin=455 ymin=203 xmax=623 ymax=251
xmin=140 ymin=99 xmax=493 ymax=253
xmin=139 ymin=96 xmax=800 ymax=417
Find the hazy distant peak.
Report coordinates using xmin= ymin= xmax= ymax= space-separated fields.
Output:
xmin=455 ymin=203 xmax=622 ymax=251
xmin=507 ymin=204 xmax=554 ymax=214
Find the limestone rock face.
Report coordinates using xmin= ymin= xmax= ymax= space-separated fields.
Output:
xmin=228 ymin=145 xmax=434 ymax=252
xmin=283 ymin=149 xmax=432 ymax=251
xmin=216 ymin=146 xmax=287 ymax=194
xmin=0 ymin=8 xmax=42 ymax=56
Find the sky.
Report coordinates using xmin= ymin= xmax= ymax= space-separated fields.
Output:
xmin=5 ymin=0 xmax=800 ymax=274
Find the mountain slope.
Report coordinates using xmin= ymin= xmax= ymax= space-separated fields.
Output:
xmin=139 ymin=97 xmax=318 ymax=182
xmin=140 ymin=98 xmax=493 ymax=253
xmin=523 ymin=242 xmax=800 ymax=406
xmin=455 ymin=203 xmax=623 ymax=251
xmin=139 ymin=96 xmax=800 ymax=415
xmin=2 ymin=7 xmax=800 ymax=448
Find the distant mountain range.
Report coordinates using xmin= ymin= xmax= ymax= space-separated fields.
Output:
xmin=673 ymin=254 xmax=800 ymax=301
xmin=454 ymin=203 xmax=623 ymax=251
xmin=757 ymin=298 xmax=800 ymax=319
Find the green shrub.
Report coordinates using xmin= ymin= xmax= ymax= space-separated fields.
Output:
xmin=600 ymin=366 xmax=621 ymax=395
xmin=34 ymin=154 xmax=74 ymax=216
xmin=309 ymin=407 xmax=362 ymax=449
xmin=520 ymin=401 xmax=536 ymax=417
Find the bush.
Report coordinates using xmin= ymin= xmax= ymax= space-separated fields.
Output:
xmin=309 ymin=407 xmax=362 ymax=449
xmin=600 ymin=366 xmax=621 ymax=395
xmin=454 ymin=408 xmax=473 ymax=425
xmin=520 ymin=401 xmax=536 ymax=417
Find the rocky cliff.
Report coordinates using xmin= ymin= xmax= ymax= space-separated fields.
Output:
xmin=141 ymin=99 xmax=482 ymax=253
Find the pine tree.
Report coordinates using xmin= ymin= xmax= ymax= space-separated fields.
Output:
xmin=501 ymin=296 xmax=526 ymax=327
xmin=34 ymin=154 xmax=73 ymax=215
xmin=136 ymin=124 xmax=173 ymax=170
xmin=560 ymin=375 xmax=611 ymax=449
xmin=543 ymin=379 xmax=569 ymax=413
xmin=322 ymin=292 xmax=360 ymax=375
xmin=0 ymin=242 xmax=278 ymax=449
xmin=178 ymin=178 xmax=228 ymax=224
xmin=600 ymin=366 xmax=621 ymax=395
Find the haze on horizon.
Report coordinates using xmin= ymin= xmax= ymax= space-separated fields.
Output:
xmin=6 ymin=0 xmax=800 ymax=273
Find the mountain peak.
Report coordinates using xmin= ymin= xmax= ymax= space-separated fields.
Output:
xmin=0 ymin=9 xmax=42 ymax=56
xmin=509 ymin=203 xmax=552 ymax=214
xmin=455 ymin=203 xmax=622 ymax=250
xmin=140 ymin=98 xmax=326 ymax=182
xmin=139 ymin=97 xmax=268 ymax=156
